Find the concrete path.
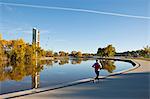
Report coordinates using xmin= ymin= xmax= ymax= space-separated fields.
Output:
xmin=14 ymin=59 xmax=149 ymax=99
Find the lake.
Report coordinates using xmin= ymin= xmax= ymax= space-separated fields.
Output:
xmin=0 ymin=59 xmax=133 ymax=95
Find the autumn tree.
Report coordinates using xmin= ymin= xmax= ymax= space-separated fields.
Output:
xmin=46 ymin=50 xmax=53 ymax=57
xmin=54 ymin=52 xmax=59 ymax=57
xmin=104 ymin=45 xmax=116 ymax=57
xmin=0 ymin=42 xmax=4 ymax=60
xmin=59 ymin=51 xmax=68 ymax=57
xmin=75 ymin=51 xmax=82 ymax=57
xmin=36 ymin=46 xmax=46 ymax=58
xmin=97 ymin=44 xmax=116 ymax=57
xmin=24 ymin=43 xmax=39 ymax=61
xmin=100 ymin=60 xmax=116 ymax=73
xmin=10 ymin=39 xmax=26 ymax=62
xmin=71 ymin=51 xmax=77 ymax=57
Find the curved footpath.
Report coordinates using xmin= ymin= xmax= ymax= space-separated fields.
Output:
xmin=1 ymin=59 xmax=150 ymax=99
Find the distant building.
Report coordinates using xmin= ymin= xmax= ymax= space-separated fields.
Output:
xmin=32 ymin=28 xmax=40 ymax=47
xmin=0 ymin=33 xmax=2 ymax=40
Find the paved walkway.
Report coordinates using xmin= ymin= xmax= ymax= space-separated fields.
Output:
xmin=14 ymin=59 xmax=150 ymax=99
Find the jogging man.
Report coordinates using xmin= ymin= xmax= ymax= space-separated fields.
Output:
xmin=92 ymin=60 xmax=101 ymax=79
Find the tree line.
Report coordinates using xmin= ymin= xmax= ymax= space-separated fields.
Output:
xmin=0 ymin=38 xmax=96 ymax=62
xmin=115 ymin=45 xmax=150 ymax=58
xmin=1 ymin=38 xmax=149 ymax=63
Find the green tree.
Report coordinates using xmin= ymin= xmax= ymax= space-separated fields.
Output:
xmin=141 ymin=46 xmax=150 ymax=58
xmin=97 ymin=48 xmax=105 ymax=57
xmin=97 ymin=45 xmax=115 ymax=57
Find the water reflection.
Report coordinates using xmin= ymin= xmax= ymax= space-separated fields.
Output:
xmin=0 ymin=60 xmax=42 ymax=82
xmin=32 ymin=71 xmax=40 ymax=89
xmin=0 ymin=59 xmax=116 ymax=83
xmin=71 ymin=59 xmax=82 ymax=64
xmin=31 ymin=59 xmax=40 ymax=89
xmin=0 ymin=58 xmax=129 ymax=95
xmin=100 ymin=60 xmax=116 ymax=73
xmin=59 ymin=59 xmax=69 ymax=65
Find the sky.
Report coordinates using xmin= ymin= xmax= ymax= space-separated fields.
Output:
xmin=0 ymin=0 xmax=150 ymax=53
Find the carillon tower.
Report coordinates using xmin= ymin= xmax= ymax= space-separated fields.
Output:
xmin=32 ymin=28 xmax=40 ymax=47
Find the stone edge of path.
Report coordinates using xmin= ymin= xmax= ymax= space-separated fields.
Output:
xmin=0 ymin=58 xmax=140 ymax=99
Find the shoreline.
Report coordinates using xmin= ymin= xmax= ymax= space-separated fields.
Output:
xmin=0 ymin=58 xmax=141 ymax=99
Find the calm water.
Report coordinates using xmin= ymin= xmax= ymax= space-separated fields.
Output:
xmin=0 ymin=59 xmax=133 ymax=95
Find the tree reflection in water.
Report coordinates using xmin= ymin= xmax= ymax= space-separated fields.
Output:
xmin=0 ymin=60 xmax=43 ymax=82
xmin=71 ymin=59 xmax=82 ymax=64
xmin=59 ymin=59 xmax=69 ymax=65
xmin=0 ymin=59 xmax=116 ymax=89
xmin=100 ymin=60 xmax=116 ymax=73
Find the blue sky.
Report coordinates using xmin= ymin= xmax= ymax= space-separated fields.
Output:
xmin=0 ymin=0 xmax=150 ymax=53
